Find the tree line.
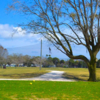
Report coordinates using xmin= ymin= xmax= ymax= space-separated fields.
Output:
xmin=0 ymin=45 xmax=100 ymax=68
xmin=44 ymin=56 xmax=100 ymax=68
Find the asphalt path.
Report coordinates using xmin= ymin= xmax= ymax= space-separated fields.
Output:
xmin=0 ymin=71 xmax=74 ymax=81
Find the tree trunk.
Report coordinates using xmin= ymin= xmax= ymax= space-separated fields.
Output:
xmin=88 ymin=59 xmax=96 ymax=81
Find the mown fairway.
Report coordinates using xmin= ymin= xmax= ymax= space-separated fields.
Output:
xmin=0 ymin=67 xmax=49 ymax=79
xmin=0 ymin=67 xmax=100 ymax=81
xmin=0 ymin=81 xmax=100 ymax=100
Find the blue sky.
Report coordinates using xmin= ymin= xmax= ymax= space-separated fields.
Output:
xmin=0 ymin=0 xmax=100 ymax=60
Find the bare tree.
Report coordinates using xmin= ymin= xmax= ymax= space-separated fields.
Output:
xmin=8 ymin=54 xmax=19 ymax=66
xmin=23 ymin=55 xmax=31 ymax=66
xmin=0 ymin=45 xmax=8 ymax=58
xmin=8 ymin=54 xmax=29 ymax=66
xmin=8 ymin=0 xmax=100 ymax=81
xmin=7 ymin=54 xmax=32 ymax=67
xmin=0 ymin=45 xmax=8 ymax=66
xmin=31 ymin=56 xmax=46 ymax=66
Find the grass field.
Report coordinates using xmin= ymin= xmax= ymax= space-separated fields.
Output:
xmin=62 ymin=68 xmax=100 ymax=81
xmin=42 ymin=67 xmax=100 ymax=81
xmin=0 ymin=80 xmax=100 ymax=100
xmin=0 ymin=67 xmax=100 ymax=81
xmin=0 ymin=67 xmax=49 ymax=79
xmin=0 ymin=68 xmax=100 ymax=100
xmin=40 ymin=67 xmax=100 ymax=81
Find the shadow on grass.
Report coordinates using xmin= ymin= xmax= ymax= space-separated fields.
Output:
xmin=0 ymin=72 xmax=46 ymax=79
xmin=62 ymin=73 xmax=100 ymax=82
xmin=97 ymin=78 xmax=100 ymax=82
xmin=62 ymin=73 xmax=88 ymax=81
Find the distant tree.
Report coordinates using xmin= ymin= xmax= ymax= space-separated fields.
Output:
xmin=8 ymin=54 xmax=19 ymax=67
xmin=52 ymin=57 xmax=60 ymax=66
xmin=0 ymin=45 xmax=8 ymax=66
xmin=56 ymin=60 xmax=65 ymax=67
xmin=46 ymin=54 xmax=48 ymax=58
xmin=74 ymin=61 xmax=79 ymax=68
xmin=8 ymin=54 xmax=31 ymax=67
xmin=97 ymin=59 xmax=100 ymax=68
xmin=68 ymin=59 xmax=75 ymax=68
xmin=81 ymin=61 xmax=87 ymax=68
xmin=23 ymin=55 xmax=32 ymax=67
xmin=48 ymin=55 xmax=51 ymax=57
xmin=60 ymin=60 xmax=65 ymax=64
xmin=31 ymin=56 xmax=46 ymax=67
xmin=48 ymin=57 xmax=53 ymax=61
xmin=77 ymin=61 xmax=83 ymax=68
xmin=43 ymin=60 xmax=54 ymax=67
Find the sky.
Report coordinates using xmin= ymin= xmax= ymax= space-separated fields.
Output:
xmin=0 ymin=0 xmax=100 ymax=60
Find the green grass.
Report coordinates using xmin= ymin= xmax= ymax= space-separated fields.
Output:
xmin=0 ymin=68 xmax=100 ymax=99
xmin=0 ymin=80 xmax=100 ymax=100
xmin=0 ymin=67 xmax=49 ymax=79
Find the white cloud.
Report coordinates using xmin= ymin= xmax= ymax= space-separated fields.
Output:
xmin=12 ymin=27 xmax=26 ymax=38
xmin=0 ymin=24 xmax=42 ymax=39
xmin=28 ymin=33 xmax=34 ymax=37
xmin=28 ymin=33 xmax=46 ymax=41
xmin=0 ymin=24 xmax=47 ymax=48
xmin=0 ymin=24 xmax=14 ymax=38
xmin=0 ymin=24 xmax=26 ymax=38
xmin=0 ymin=24 xmax=47 ymax=41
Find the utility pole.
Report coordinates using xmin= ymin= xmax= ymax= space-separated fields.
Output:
xmin=40 ymin=39 xmax=42 ymax=70
xmin=98 ymin=0 xmax=100 ymax=41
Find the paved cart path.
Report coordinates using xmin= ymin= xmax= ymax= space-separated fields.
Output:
xmin=0 ymin=71 xmax=74 ymax=81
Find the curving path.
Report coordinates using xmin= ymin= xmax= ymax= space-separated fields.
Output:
xmin=23 ymin=71 xmax=73 ymax=81
xmin=0 ymin=71 xmax=74 ymax=81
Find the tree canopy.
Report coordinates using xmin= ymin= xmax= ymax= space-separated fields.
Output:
xmin=8 ymin=0 xmax=100 ymax=81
